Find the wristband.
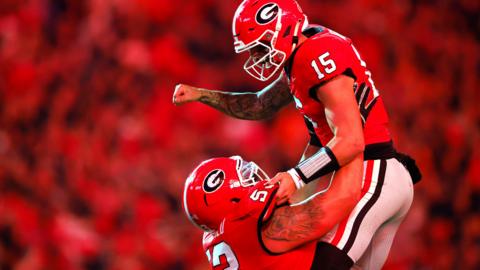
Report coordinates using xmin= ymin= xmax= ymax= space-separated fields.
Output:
xmin=294 ymin=146 xmax=340 ymax=184
xmin=287 ymin=168 xmax=305 ymax=190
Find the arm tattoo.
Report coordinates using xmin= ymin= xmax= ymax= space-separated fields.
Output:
xmin=263 ymin=196 xmax=325 ymax=242
xmin=198 ymin=75 xmax=292 ymax=120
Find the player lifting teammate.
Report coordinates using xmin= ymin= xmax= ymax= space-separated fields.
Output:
xmin=183 ymin=156 xmax=359 ymax=269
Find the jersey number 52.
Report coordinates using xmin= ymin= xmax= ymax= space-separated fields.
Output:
xmin=206 ymin=242 xmax=239 ymax=270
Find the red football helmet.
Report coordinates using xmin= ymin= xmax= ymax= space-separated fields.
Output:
xmin=183 ymin=156 xmax=269 ymax=231
xmin=232 ymin=0 xmax=308 ymax=81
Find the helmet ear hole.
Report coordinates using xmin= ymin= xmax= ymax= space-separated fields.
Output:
xmin=230 ymin=198 xmax=241 ymax=203
xmin=282 ymin=25 xmax=292 ymax=38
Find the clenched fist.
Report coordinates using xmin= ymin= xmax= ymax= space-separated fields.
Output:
xmin=172 ymin=84 xmax=202 ymax=105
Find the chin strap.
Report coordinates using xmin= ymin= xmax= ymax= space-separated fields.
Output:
xmin=291 ymin=20 xmax=301 ymax=52
xmin=271 ymin=8 xmax=283 ymax=48
xmin=291 ymin=15 xmax=309 ymax=52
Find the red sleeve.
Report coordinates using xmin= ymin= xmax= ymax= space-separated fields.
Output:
xmin=293 ymin=34 xmax=356 ymax=90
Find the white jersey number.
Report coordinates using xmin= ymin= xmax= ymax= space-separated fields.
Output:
xmin=250 ymin=189 xmax=268 ymax=202
xmin=206 ymin=242 xmax=239 ymax=270
xmin=311 ymin=52 xmax=337 ymax=80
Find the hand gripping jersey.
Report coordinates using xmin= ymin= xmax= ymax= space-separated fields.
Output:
xmin=202 ymin=181 xmax=316 ymax=270
xmin=284 ymin=26 xmax=391 ymax=147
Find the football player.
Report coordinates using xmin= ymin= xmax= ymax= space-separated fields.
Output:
xmin=184 ymin=156 xmax=360 ymax=270
xmin=174 ymin=0 xmax=420 ymax=269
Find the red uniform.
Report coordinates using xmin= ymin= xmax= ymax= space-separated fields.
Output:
xmin=202 ymin=182 xmax=316 ymax=270
xmin=285 ymin=26 xmax=391 ymax=146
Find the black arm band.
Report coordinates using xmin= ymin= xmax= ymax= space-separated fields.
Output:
xmin=294 ymin=146 xmax=340 ymax=184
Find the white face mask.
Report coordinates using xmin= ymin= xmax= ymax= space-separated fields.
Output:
xmin=236 ymin=30 xmax=286 ymax=82
xmin=230 ymin=156 xmax=270 ymax=187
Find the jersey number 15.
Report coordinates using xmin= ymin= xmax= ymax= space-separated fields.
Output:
xmin=311 ymin=52 xmax=337 ymax=80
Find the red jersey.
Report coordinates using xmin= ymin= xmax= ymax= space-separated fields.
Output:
xmin=202 ymin=181 xmax=316 ymax=270
xmin=285 ymin=26 xmax=391 ymax=146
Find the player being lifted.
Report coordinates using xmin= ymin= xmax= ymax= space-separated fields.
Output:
xmin=174 ymin=0 xmax=420 ymax=269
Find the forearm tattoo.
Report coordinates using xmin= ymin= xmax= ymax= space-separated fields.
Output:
xmin=198 ymin=77 xmax=292 ymax=120
xmin=263 ymin=197 xmax=326 ymax=242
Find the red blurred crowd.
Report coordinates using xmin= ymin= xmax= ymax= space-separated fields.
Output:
xmin=0 ymin=0 xmax=478 ymax=269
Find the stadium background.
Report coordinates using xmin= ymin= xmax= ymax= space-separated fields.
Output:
xmin=0 ymin=0 xmax=479 ymax=269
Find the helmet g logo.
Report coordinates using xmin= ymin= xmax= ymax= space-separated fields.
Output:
xmin=203 ymin=170 xmax=225 ymax=193
xmin=256 ymin=3 xmax=279 ymax=25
